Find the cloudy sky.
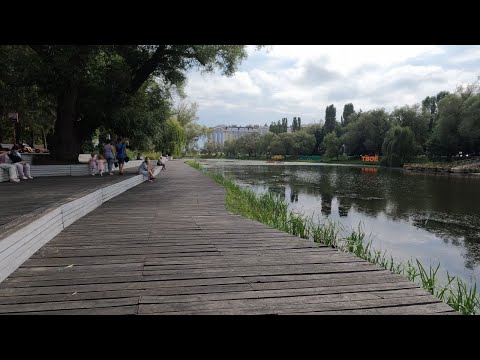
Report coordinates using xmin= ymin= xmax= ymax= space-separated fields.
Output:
xmin=182 ymin=45 xmax=480 ymax=128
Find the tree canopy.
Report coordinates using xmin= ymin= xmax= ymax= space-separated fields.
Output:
xmin=0 ymin=45 xmax=254 ymax=161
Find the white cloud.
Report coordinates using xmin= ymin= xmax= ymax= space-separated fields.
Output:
xmin=182 ymin=45 xmax=477 ymax=128
xmin=449 ymin=46 xmax=480 ymax=63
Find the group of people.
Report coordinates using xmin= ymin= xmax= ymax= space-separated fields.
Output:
xmin=88 ymin=154 xmax=106 ymax=176
xmin=0 ymin=145 xmax=34 ymax=183
xmin=87 ymin=137 xmax=130 ymax=176
xmin=102 ymin=137 xmax=128 ymax=175
xmin=1 ymin=136 xmax=168 ymax=184
xmin=93 ymin=137 xmax=167 ymax=182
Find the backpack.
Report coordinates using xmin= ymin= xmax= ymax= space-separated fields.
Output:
xmin=7 ymin=153 xmax=22 ymax=163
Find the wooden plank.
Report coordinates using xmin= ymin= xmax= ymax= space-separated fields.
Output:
xmin=0 ymin=161 xmax=455 ymax=315
xmin=0 ymin=297 xmax=139 ymax=313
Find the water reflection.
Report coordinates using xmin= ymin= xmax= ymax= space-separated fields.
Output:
xmin=206 ymin=162 xmax=480 ymax=288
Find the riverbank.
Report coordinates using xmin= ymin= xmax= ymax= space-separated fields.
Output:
xmin=186 ymin=160 xmax=480 ymax=314
xmin=404 ymin=162 xmax=480 ymax=174
xmin=185 ymin=158 xmax=382 ymax=168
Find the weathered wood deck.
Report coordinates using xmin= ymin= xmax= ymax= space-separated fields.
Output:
xmin=0 ymin=161 xmax=456 ymax=314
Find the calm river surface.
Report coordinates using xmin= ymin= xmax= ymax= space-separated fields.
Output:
xmin=198 ymin=159 xmax=480 ymax=288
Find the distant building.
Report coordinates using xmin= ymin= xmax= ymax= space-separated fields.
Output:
xmin=209 ymin=124 xmax=270 ymax=146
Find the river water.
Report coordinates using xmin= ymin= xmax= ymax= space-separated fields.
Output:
xmin=198 ymin=159 xmax=480 ymax=288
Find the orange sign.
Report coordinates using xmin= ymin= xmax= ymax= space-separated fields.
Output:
xmin=362 ymin=167 xmax=378 ymax=173
xmin=361 ymin=155 xmax=378 ymax=162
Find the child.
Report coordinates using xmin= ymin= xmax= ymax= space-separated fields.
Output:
xmin=96 ymin=154 xmax=106 ymax=176
xmin=88 ymin=153 xmax=97 ymax=176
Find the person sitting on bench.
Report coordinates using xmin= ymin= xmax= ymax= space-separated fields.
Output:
xmin=10 ymin=145 xmax=34 ymax=179
xmin=138 ymin=157 xmax=155 ymax=182
xmin=0 ymin=151 xmax=20 ymax=183
xmin=157 ymin=154 xmax=166 ymax=170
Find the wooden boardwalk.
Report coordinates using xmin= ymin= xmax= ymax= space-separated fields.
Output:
xmin=0 ymin=171 xmax=139 ymax=229
xmin=0 ymin=161 xmax=456 ymax=314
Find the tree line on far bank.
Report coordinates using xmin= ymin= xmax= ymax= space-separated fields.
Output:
xmin=203 ymin=80 xmax=480 ymax=167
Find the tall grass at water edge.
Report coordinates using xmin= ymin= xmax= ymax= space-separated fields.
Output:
xmin=187 ymin=160 xmax=480 ymax=314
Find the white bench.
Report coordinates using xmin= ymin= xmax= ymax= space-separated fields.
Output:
xmin=0 ymin=160 xmax=150 ymax=183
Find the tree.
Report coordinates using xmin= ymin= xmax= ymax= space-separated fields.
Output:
xmin=170 ymin=99 xmax=208 ymax=153
xmin=291 ymin=131 xmax=315 ymax=156
xmin=363 ymin=109 xmax=391 ymax=155
xmin=427 ymin=83 xmax=479 ymax=158
xmin=282 ymin=117 xmax=288 ymax=132
xmin=422 ymin=91 xmax=450 ymax=132
xmin=382 ymin=126 xmax=417 ymax=167
xmin=173 ymin=100 xmax=199 ymax=127
xmin=7 ymin=45 xmax=254 ymax=161
xmin=0 ymin=46 xmax=56 ymax=146
xmin=292 ymin=117 xmax=298 ymax=132
xmin=324 ymin=104 xmax=336 ymax=134
xmin=237 ymin=132 xmax=261 ymax=157
xmin=297 ymin=117 xmax=301 ymax=130
xmin=342 ymin=103 xmax=355 ymax=126
xmin=457 ymin=93 xmax=480 ymax=154
xmin=158 ymin=118 xmax=187 ymax=157
xmin=342 ymin=109 xmax=391 ymax=156
xmin=258 ymin=132 xmax=278 ymax=157
xmin=324 ymin=132 xmax=341 ymax=159
xmin=390 ymin=105 xmax=428 ymax=151
xmin=303 ymin=123 xmax=324 ymax=155
xmin=223 ymin=139 xmax=237 ymax=158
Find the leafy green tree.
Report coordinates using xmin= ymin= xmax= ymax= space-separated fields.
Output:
xmin=303 ymin=123 xmax=324 ymax=155
xmin=204 ymin=141 xmax=222 ymax=156
xmin=170 ymin=99 xmax=208 ymax=153
xmin=156 ymin=118 xmax=187 ymax=157
xmin=341 ymin=103 xmax=355 ymax=126
xmin=292 ymin=117 xmax=298 ymax=132
xmin=3 ymin=45 xmax=254 ymax=161
xmin=0 ymin=46 xmax=56 ymax=146
xmin=237 ymin=132 xmax=261 ymax=157
xmin=258 ymin=132 xmax=278 ymax=157
xmin=282 ymin=117 xmax=288 ymax=132
xmin=291 ymin=131 xmax=315 ymax=156
xmin=342 ymin=109 xmax=390 ymax=156
xmin=458 ymin=93 xmax=480 ymax=153
xmin=382 ymin=126 xmax=418 ymax=167
xmin=278 ymin=132 xmax=294 ymax=155
xmin=422 ymin=91 xmax=450 ymax=132
xmin=324 ymin=132 xmax=341 ymax=159
xmin=324 ymin=104 xmax=336 ymax=134
xmin=390 ymin=105 xmax=428 ymax=151
xmin=427 ymin=83 xmax=479 ymax=158
xmin=223 ymin=139 xmax=237 ymax=158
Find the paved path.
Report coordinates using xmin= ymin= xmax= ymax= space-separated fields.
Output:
xmin=0 ymin=161 xmax=456 ymax=314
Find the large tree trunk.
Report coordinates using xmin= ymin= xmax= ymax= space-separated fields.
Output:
xmin=30 ymin=129 xmax=35 ymax=148
xmin=51 ymin=83 xmax=80 ymax=163
xmin=42 ymin=129 xmax=47 ymax=149
xmin=14 ymin=122 xmax=22 ymax=145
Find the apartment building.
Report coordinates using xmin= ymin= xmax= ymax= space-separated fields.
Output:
xmin=209 ymin=124 xmax=269 ymax=146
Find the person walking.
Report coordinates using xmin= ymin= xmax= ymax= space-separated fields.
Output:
xmin=115 ymin=137 xmax=127 ymax=175
xmin=104 ymin=140 xmax=116 ymax=175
